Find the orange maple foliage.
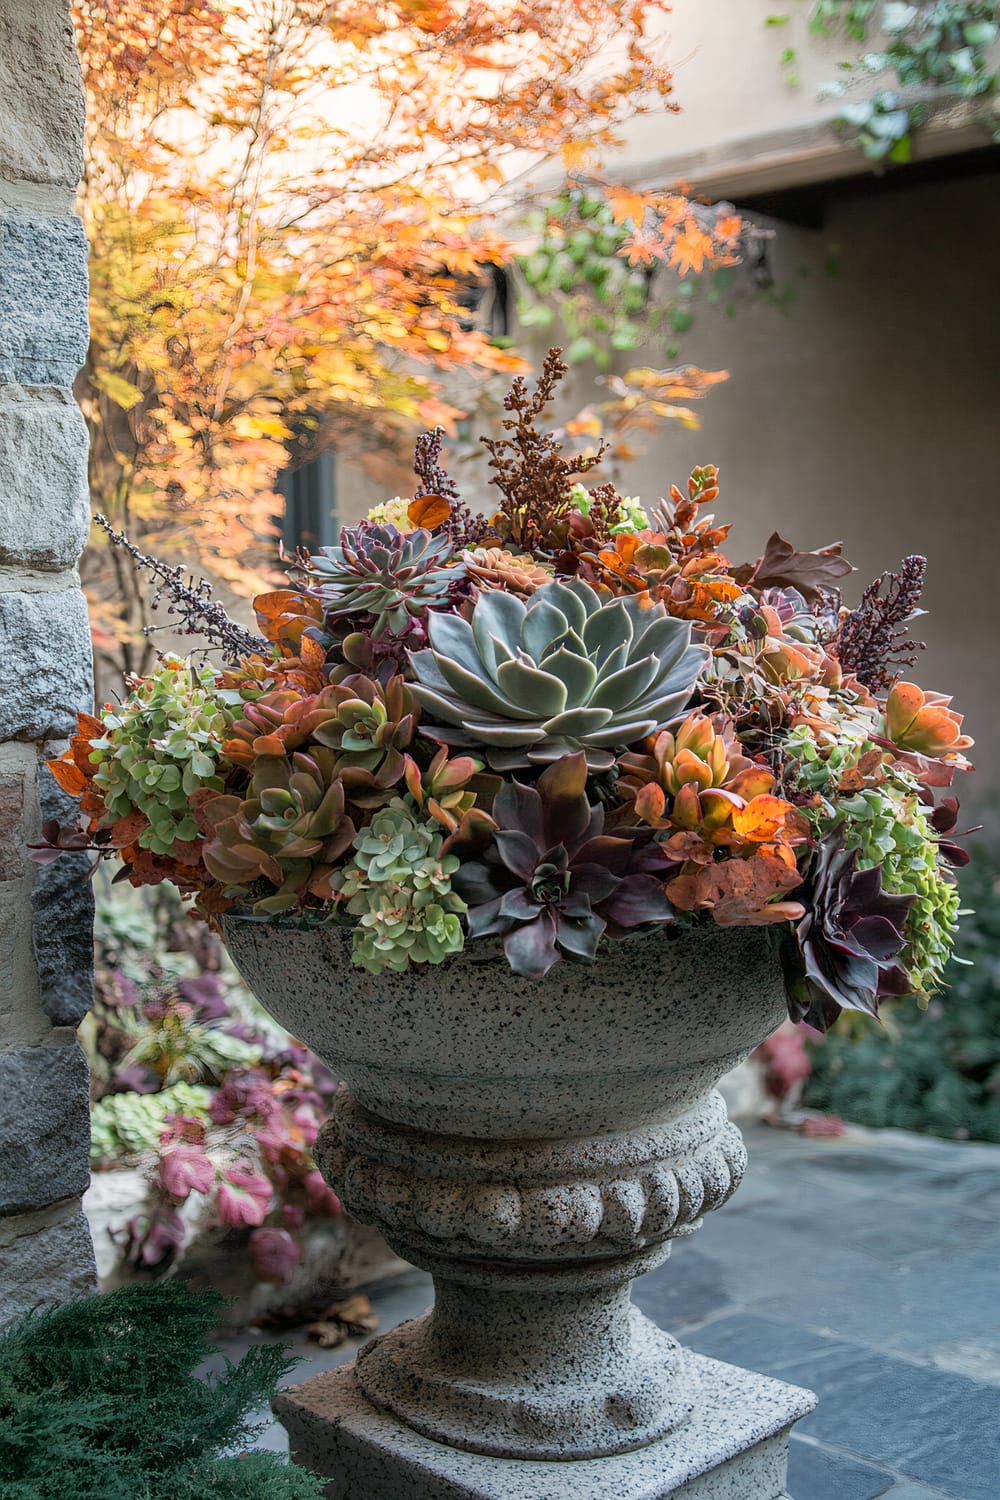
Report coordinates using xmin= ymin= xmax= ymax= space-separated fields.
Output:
xmin=73 ymin=0 xmax=729 ymax=683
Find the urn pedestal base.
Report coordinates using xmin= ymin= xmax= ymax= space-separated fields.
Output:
xmin=223 ymin=915 xmax=814 ymax=1496
xmin=274 ymin=1351 xmax=815 ymax=1500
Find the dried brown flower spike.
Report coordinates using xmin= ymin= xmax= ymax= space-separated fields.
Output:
xmin=482 ymin=348 xmax=605 ymax=551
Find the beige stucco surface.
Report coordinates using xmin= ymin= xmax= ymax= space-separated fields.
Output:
xmin=580 ymin=2 xmax=994 ymax=196
xmin=621 ymin=168 xmax=999 ymax=796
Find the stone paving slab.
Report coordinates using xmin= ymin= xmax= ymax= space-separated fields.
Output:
xmin=224 ymin=1122 xmax=1000 ymax=1500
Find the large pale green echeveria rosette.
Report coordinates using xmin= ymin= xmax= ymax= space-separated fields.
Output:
xmin=409 ymin=579 xmax=707 ymax=770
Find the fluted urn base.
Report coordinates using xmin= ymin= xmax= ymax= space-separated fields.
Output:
xmin=317 ymin=1087 xmax=749 ymax=1462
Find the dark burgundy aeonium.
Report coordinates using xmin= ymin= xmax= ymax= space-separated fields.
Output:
xmin=785 ymin=831 xmax=915 ymax=1032
xmin=450 ymin=751 xmax=674 ymax=979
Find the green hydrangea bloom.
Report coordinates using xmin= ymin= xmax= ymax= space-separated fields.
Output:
xmin=333 ymin=799 xmax=466 ymax=975
xmin=786 ymin=729 xmax=961 ymax=995
xmin=90 ymin=656 xmax=242 ymax=855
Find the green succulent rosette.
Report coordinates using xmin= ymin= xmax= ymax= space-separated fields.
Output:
xmin=409 ymin=578 xmax=706 ymax=771
xmin=332 ymin=798 xmax=466 ymax=974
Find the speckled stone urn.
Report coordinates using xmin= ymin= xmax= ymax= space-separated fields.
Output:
xmin=223 ymin=917 xmax=815 ymax=1499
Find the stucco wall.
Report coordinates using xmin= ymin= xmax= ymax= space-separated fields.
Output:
xmin=585 ymin=2 xmax=994 ymax=196
xmin=620 ymin=168 xmax=999 ymax=796
xmin=0 ymin=0 xmax=97 ymax=1321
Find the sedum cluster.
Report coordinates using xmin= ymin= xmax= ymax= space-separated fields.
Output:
xmin=332 ymin=799 xmax=466 ymax=974
xmin=90 ymin=656 xmax=240 ymax=854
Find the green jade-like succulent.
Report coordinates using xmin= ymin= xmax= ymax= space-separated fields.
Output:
xmin=787 ymin=731 xmax=961 ymax=996
xmin=409 ymin=578 xmax=706 ymax=770
xmin=332 ymin=799 xmax=466 ymax=974
xmin=91 ymin=655 xmax=241 ymax=854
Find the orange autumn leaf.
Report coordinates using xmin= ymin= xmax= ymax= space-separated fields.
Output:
xmin=408 ymin=494 xmax=452 ymax=531
xmin=730 ymin=795 xmax=798 ymax=843
xmin=668 ymin=851 xmax=804 ymax=924
xmin=715 ymin=214 xmax=743 ymax=242
xmin=47 ymin=758 xmax=89 ymax=798
xmin=606 ymin=186 xmax=647 ymax=226
xmin=668 ymin=223 xmax=712 ymax=277
xmin=671 ymin=578 xmax=743 ymax=623
xmin=253 ymin=590 xmax=324 ymax=651
xmin=107 ymin=809 xmax=150 ymax=848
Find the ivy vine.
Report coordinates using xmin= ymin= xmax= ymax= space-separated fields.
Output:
xmin=515 ymin=188 xmax=654 ymax=368
xmin=514 ymin=186 xmax=773 ymax=372
xmin=769 ymin=1 xmax=1000 ymax=160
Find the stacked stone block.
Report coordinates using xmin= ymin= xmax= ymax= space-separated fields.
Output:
xmin=0 ymin=0 xmax=97 ymax=1320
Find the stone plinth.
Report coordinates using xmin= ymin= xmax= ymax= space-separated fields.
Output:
xmin=276 ymin=1354 xmax=815 ymax=1500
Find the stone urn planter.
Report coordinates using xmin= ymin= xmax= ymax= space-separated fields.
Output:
xmin=223 ymin=915 xmax=815 ymax=1500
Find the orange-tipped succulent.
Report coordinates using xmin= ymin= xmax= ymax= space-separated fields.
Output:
xmin=462 ymin=547 xmax=552 ymax=597
xmin=884 ymin=682 xmax=974 ymax=761
xmin=222 ymin=675 xmax=417 ymax=804
xmin=311 ymin=674 xmax=419 ymax=805
xmin=402 ymin=746 xmax=491 ymax=833
xmin=618 ymin=711 xmax=774 ymax=831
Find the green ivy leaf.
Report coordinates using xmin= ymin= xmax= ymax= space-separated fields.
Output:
xmin=881 ymin=2 xmax=917 ymax=35
xmin=963 ymin=20 xmax=998 ymax=47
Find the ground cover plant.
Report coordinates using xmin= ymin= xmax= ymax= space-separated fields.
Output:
xmin=85 ymin=888 xmax=341 ymax=1280
xmin=0 ymin=1282 xmax=324 ymax=1498
xmin=38 ymin=352 xmax=976 ymax=1032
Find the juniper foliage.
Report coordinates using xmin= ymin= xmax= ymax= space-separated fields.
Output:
xmin=0 ymin=1282 xmax=325 ymax=1499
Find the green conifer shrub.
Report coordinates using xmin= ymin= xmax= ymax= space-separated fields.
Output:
xmin=0 ymin=1282 xmax=325 ymax=1499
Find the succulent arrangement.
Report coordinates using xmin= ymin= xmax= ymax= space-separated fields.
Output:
xmin=40 ymin=351 xmax=976 ymax=1032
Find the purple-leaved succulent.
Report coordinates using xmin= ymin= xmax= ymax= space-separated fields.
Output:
xmin=450 ymin=751 xmax=674 ymax=979
xmin=785 ymin=831 xmax=915 ymax=1031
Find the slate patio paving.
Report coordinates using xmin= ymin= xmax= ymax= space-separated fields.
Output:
xmin=217 ymin=1121 xmax=1000 ymax=1500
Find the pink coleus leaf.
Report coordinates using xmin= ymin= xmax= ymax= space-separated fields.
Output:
xmin=217 ymin=1163 xmax=274 ymax=1227
xmin=158 ymin=1143 xmax=215 ymax=1200
xmin=249 ymin=1226 xmax=302 ymax=1281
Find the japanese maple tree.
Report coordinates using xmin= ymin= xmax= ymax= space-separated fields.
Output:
xmin=74 ymin=0 xmax=735 ymax=680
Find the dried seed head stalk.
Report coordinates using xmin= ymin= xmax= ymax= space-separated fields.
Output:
xmin=836 ymin=554 xmax=927 ymax=693
xmin=482 ymin=348 xmax=605 ymax=551
xmin=413 ymin=426 xmax=460 ymax=500
xmin=93 ymin=513 xmax=268 ymax=662
xmin=413 ymin=425 xmax=494 ymax=548
xmin=582 ymin=481 xmax=626 ymax=543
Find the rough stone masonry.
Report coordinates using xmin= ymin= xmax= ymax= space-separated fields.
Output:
xmin=0 ymin=0 xmax=97 ymax=1320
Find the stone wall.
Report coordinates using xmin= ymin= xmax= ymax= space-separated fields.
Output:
xmin=0 ymin=0 xmax=96 ymax=1320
